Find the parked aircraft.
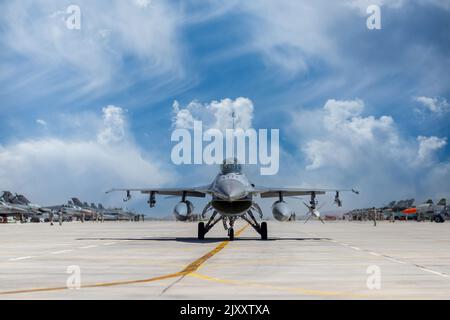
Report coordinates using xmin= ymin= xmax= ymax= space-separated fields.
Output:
xmin=402 ymin=199 xmax=448 ymax=223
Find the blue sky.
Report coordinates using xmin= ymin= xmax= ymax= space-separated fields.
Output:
xmin=1 ymin=0 xmax=449 ymax=215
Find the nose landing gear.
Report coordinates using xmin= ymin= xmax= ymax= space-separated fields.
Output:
xmin=228 ymin=227 xmax=234 ymax=241
xmin=198 ymin=222 xmax=205 ymax=240
xmin=223 ymin=217 xmax=236 ymax=241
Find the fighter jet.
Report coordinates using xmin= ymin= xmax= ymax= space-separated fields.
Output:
xmin=1 ymin=191 xmax=49 ymax=222
xmin=403 ymin=198 xmax=448 ymax=223
xmin=44 ymin=199 xmax=94 ymax=223
xmin=71 ymin=198 xmax=99 ymax=221
xmin=107 ymin=158 xmax=358 ymax=240
xmin=0 ymin=197 xmax=29 ymax=222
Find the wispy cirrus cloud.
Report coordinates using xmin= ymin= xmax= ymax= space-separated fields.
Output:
xmin=0 ymin=0 xmax=184 ymax=102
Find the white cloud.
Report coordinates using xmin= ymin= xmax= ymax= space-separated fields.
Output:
xmin=134 ymin=0 xmax=152 ymax=9
xmin=0 ymin=106 xmax=173 ymax=206
xmin=0 ymin=0 xmax=183 ymax=94
xmin=414 ymin=96 xmax=449 ymax=114
xmin=172 ymin=97 xmax=254 ymax=131
xmin=97 ymin=105 xmax=127 ymax=145
xmin=417 ymin=135 xmax=447 ymax=164
xmin=347 ymin=0 xmax=406 ymax=13
xmin=227 ymin=0 xmax=450 ymax=78
xmin=36 ymin=119 xmax=47 ymax=127
xmin=302 ymin=99 xmax=401 ymax=170
xmin=289 ymin=98 xmax=450 ymax=206
xmin=172 ymin=100 xmax=196 ymax=129
xmin=239 ymin=0 xmax=341 ymax=75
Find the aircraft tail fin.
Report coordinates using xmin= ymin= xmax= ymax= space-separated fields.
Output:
xmin=1 ymin=191 xmax=14 ymax=203
xmin=72 ymin=198 xmax=84 ymax=207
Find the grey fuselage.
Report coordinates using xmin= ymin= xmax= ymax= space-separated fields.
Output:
xmin=209 ymin=171 xmax=254 ymax=216
xmin=0 ymin=200 xmax=29 ymax=216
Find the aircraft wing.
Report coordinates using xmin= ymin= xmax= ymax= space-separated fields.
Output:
xmin=251 ymin=187 xmax=359 ymax=198
xmin=106 ymin=186 xmax=211 ymax=198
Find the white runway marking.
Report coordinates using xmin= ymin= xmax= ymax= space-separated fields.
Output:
xmin=50 ymin=250 xmax=72 ymax=255
xmin=330 ymin=238 xmax=449 ymax=280
xmin=8 ymin=256 xmax=34 ymax=261
xmin=385 ymin=257 xmax=406 ymax=264
xmin=79 ymin=245 xmax=97 ymax=249
xmin=418 ymin=267 xmax=449 ymax=278
xmin=103 ymin=242 xmax=116 ymax=246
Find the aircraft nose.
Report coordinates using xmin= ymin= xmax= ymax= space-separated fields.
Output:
xmin=216 ymin=180 xmax=247 ymax=201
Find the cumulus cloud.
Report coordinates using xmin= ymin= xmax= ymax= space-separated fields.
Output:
xmin=0 ymin=106 xmax=173 ymax=206
xmin=414 ymin=96 xmax=449 ymax=114
xmin=97 ymin=105 xmax=127 ymax=144
xmin=302 ymin=99 xmax=401 ymax=170
xmin=289 ymin=98 xmax=449 ymax=206
xmin=417 ymin=136 xmax=447 ymax=164
xmin=172 ymin=97 xmax=254 ymax=131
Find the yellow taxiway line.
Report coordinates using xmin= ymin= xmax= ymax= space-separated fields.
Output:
xmin=187 ymin=272 xmax=369 ymax=299
xmin=0 ymin=224 xmax=249 ymax=296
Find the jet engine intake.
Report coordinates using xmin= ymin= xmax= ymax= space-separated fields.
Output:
xmin=173 ymin=201 xmax=194 ymax=221
xmin=272 ymin=201 xmax=293 ymax=222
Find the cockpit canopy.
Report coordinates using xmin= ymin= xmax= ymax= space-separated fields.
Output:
xmin=220 ymin=158 xmax=242 ymax=174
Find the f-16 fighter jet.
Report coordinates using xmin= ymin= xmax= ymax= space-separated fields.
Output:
xmin=107 ymin=158 xmax=358 ymax=240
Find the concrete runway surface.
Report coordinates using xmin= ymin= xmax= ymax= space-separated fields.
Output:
xmin=1 ymin=220 xmax=450 ymax=299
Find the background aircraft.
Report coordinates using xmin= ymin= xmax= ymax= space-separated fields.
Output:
xmin=1 ymin=191 xmax=55 ymax=222
xmin=0 ymin=197 xmax=29 ymax=223
xmin=402 ymin=199 xmax=448 ymax=223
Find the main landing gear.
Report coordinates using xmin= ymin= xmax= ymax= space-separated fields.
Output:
xmin=197 ymin=204 xmax=268 ymax=241
xmin=241 ymin=211 xmax=268 ymax=240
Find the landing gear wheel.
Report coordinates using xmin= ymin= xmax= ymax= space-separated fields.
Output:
xmin=260 ymin=222 xmax=268 ymax=240
xmin=228 ymin=227 xmax=234 ymax=241
xmin=198 ymin=222 xmax=205 ymax=240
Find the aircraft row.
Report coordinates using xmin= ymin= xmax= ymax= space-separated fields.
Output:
xmin=0 ymin=191 xmax=140 ymax=224
xmin=345 ymin=198 xmax=449 ymax=223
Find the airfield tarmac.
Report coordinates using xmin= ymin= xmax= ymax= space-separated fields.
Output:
xmin=1 ymin=220 xmax=450 ymax=299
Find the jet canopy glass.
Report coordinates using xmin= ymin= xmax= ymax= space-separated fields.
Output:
xmin=220 ymin=158 xmax=242 ymax=174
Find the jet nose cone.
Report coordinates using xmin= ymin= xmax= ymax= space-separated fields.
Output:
xmin=216 ymin=180 xmax=247 ymax=201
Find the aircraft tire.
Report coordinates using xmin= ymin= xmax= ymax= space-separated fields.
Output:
xmin=260 ymin=222 xmax=268 ymax=240
xmin=228 ymin=228 xmax=234 ymax=241
xmin=198 ymin=222 xmax=205 ymax=240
